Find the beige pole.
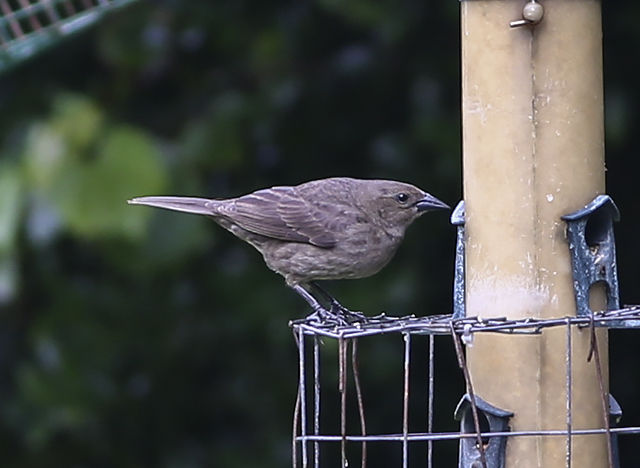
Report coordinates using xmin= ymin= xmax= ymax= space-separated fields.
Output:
xmin=461 ymin=1 xmax=608 ymax=466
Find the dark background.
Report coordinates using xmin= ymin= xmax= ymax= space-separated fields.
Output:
xmin=0 ymin=1 xmax=637 ymax=466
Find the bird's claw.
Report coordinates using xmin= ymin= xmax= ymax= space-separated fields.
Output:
xmin=329 ymin=303 xmax=366 ymax=323
xmin=304 ymin=305 xmax=366 ymax=326
xmin=293 ymin=283 xmax=366 ymax=326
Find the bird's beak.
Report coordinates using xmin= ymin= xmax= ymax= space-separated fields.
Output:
xmin=416 ymin=193 xmax=450 ymax=212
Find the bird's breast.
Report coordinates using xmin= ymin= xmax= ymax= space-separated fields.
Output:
xmin=259 ymin=223 xmax=402 ymax=285
xmin=339 ymin=225 xmax=402 ymax=275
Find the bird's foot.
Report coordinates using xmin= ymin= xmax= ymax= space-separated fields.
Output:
xmin=307 ymin=282 xmax=366 ymax=323
xmin=291 ymin=284 xmax=366 ymax=326
xmin=304 ymin=305 xmax=364 ymax=326
xmin=329 ymin=302 xmax=366 ymax=324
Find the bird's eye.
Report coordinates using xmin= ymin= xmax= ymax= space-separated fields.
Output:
xmin=396 ymin=193 xmax=409 ymax=203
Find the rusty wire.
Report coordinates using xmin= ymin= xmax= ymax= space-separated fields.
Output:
xmin=351 ymin=339 xmax=367 ymax=468
xmin=291 ymin=307 xmax=640 ymax=467
xmin=565 ymin=319 xmax=573 ymax=468
xmin=449 ymin=321 xmax=487 ymax=467
xmin=588 ymin=315 xmax=614 ymax=468
xmin=290 ymin=306 xmax=640 ymax=339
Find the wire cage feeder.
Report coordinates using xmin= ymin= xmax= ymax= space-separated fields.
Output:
xmin=290 ymin=197 xmax=640 ymax=468
xmin=0 ymin=0 xmax=138 ymax=73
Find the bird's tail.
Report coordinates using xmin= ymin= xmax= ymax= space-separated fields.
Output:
xmin=128 ymin=196 xmax=219 ymax=216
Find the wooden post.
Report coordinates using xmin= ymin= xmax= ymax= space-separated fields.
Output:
xmin=461 ymin=0 xmax=609 ymax=466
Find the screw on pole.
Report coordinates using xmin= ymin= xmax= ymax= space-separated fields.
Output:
xmin=509 ymin=0 xmax=544 ymax=28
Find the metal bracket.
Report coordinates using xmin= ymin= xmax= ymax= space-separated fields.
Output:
xmin=452 ymin=200 xmax=466 ymax=319
xmin=455 ymin=393 xmax=513 ymax=468
xmin=561 ymin=195 xmax=620 ymax=318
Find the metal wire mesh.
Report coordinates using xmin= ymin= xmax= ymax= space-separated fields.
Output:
xmin=0 ymin=0 xmax=137 ymax=72
xmin=291 ymin=307 xmax=640 ymax=467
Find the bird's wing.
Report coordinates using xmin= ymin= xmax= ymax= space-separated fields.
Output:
xmin=217 ymin=187 xmax=338 ymax=248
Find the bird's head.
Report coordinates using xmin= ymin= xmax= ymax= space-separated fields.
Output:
xmin=354 ymin=180 xmax=450 ymax=237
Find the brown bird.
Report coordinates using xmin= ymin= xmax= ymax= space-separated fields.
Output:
xmin=128 ymin=177 xmax=449 ymax=323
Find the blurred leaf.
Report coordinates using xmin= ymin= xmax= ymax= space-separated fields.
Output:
xmin=58 ymin=125 xmax=168 ymax=239
xmin=22 ymin=94 xmax=168 ymax=240
xmin=25 ymin=195 xmax=63 ymax=246
xmin=0 ymin=162 xmax=23 ymax=252
xmin=51 ymin=93 xmax=103 ymax=153
xmin=0 ymin=163 xmax=23 ymax=304
xmin=22 ymin=122 xmax=67 ymax=190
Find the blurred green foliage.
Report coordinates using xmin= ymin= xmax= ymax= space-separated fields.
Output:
xmin=0 ymin=1 xmax=638 ymax=467
xmin=23 ymin=93 xmax=167 ymax=240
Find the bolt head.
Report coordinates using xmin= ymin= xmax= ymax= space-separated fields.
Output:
xmin=523 ymin=2 xmax=544 ymax=23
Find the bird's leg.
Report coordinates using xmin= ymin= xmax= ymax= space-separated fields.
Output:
xmin=291 ymin=284 xmax=334 ymax=323
xmin=291 ymin=284 xmax=360 ymax=325
xmin=310 ymin=282 xmax=366 ymax=322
